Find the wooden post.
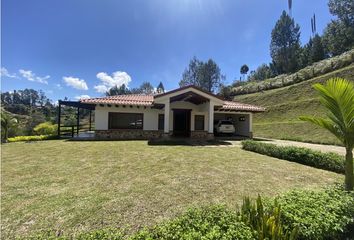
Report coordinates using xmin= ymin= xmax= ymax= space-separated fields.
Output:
xmin=89 ymin=110 xmax=92 ymax=131
xmin=58 ymin=101 xmax=61 ymax=137
xmin=77 ymin=107 xmax=80 ymax=135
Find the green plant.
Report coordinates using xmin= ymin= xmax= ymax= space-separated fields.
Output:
xmin=1 ymin=111 xmax=18 ymax=142
xmin=131 ymin=205 xmax=255 ymax=240
xmin=241 ymin=140 xmax=345 ymax=173
xmin=33 ymin=122 xmax=57 ymax=135
xmin=7 ymin=135 xmax=57 ymax=142
xmin=275 ymin=186 xmax=354 ymax=239
xmin=239 ymin=196 xmax=298 ymax=240
xmin=300 ymin=78 xmax=354 ymax=190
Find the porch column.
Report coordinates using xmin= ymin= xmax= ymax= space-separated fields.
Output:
xmin=164 ymin=100 xmax=170 ymax=134
xmin=208 ymin=101 xmax=214 ymax=134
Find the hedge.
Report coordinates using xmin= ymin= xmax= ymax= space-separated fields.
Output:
xmin=7 ymin=135 xmax=57 ymax=142
xmin=241 ymin=140 xmax=345 ymax=173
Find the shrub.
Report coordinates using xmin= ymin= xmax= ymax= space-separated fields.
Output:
xmin=7 ymin=135 xmax=57 ymax=142
xmin=275 ymin=186 xmax=354 ymax=240
xmin=131 ymin=205 xmax=255 ymax=240
xmin=33 ymin=122 xmax=57 ymax=135
xmin=241 ymin=140 xmax=345 ymax=173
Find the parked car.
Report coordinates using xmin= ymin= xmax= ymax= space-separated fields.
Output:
xmin=214 ymin=120 xmax=235 ymax=135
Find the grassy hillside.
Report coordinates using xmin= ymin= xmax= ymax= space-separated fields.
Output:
xmin=234 ymin=64 xmax=354 ymax=145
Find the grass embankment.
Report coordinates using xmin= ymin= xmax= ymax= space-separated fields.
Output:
xmin=234 ymin=64 xmax=354 ymax=145
xmin=1 ymin=140 xmax=342 ymax=238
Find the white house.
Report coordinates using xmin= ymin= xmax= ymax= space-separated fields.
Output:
xmin=79 ymin=85 xmax=265 ymax=139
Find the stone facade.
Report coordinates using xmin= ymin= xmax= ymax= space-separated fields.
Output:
xmin=95 ymin=129 xmax=164 ymax=140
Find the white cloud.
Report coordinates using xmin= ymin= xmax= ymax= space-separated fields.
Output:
xmin=55 ymin=83 xmax=63 ymax=89
xmin=94 ymin=85 xmax=109 ymax=93
xmin=19 ymin=69 xmax=49 ymax=84
xmin=1 ymin=67 xmax=18 ymax=78
xmin=63 ymin=76 xmax=88 ymax=90
xmin=94 ymin=71 xmax=131 ymax=93
xmin=75 ymin=95 xmax=90 ymax=100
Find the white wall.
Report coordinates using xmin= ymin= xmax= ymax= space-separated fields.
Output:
xmin=94 ymin=105 xmax=163 ymax=130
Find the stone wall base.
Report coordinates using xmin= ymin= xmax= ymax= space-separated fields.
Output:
xmin=190 ymin=131 xmax=214 ymax=139
xmin=95 ymin=129 xmax=164 ymax=140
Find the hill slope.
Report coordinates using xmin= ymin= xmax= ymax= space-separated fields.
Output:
xmin=234 ymin=64 xmax=354 ymax=145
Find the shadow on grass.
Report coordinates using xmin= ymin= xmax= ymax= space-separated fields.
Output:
xmin=147 ymin=139 xmax=233 ymax=146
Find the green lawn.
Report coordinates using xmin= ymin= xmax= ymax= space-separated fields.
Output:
xmin=1 ymin=140 xmax=342 ymax=238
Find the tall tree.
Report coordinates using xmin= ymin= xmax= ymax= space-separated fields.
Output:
xmin=139 ymin=82 xmax=154 ymax=94
xmin=300 ymin=78 xmax=354 ymax=191
xmin=309 ymin=34 xmax=325 ymax=63
xmin=1 ymin=111 xmax=18 ymax=142
xmin=270 ymin=11 xmax=301 ymax=74
xmin=156 ymin=82 xmax=165 ymax=94
xmin=105 ymin=84 xmax=130 ymax=96
xmin=323 ymin=0 xmax=354 ymax=56
xmin=179 ymin=57 xmax=224 ymax=93
xmin=240 ymin=64 xmax=249 ymax=80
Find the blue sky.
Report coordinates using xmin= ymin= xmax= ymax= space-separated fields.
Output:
xmin=1 ymin=0 xmax=333 ymax=101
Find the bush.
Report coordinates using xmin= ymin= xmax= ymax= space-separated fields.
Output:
xmin=275 ymin=186 xmax=354 ymax=240
xmin=33 ymin=122 xmax=57 ymax=135
xmin=131 ymin=205 xmax=255 ymax=240
xmin=241 ymin=140 xmax=345 ymax=173
xmin=7 ymin=135 xmax=57 ymax=142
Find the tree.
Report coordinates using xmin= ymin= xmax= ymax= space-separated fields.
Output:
xmin=240 ymin=64 xmax=249 ymax=80
xmin=323 ymin=0 xmax=354 ymax=56
xmin=106 ymin=84 xmax=130 ymax=96
xmin=309 ymin=34 xmax=325 ymax=63
xmin=1 ymin=111 xmax=18 ymax=142
xmin=179 ymin=57 xmax=224 ymax=93
xmin=156 ymin=82 xmax=165 ymax=94
xmin=139 ymin=82 xmax=154 ymax=94
xmin=270 ymin=11 xmax=301 ymax=74
xmin=322 ymin=20 xmax=354 ymax=56
xmin=218 ymin=84 xmax=233 ymax=100
xmin=300 ymin=78 xmax=354 ymax=190
xmin=247 ymin=64 xmax=274 ymax=82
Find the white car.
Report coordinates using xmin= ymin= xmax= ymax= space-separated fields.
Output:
xmin=214 ymin=120 xmax=235 ymax=135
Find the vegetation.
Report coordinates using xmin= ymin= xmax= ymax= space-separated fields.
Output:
xmin=1 ymin=140 xmax=341 ymax=238
xmin=270 ymin=11 xmax=301 ymax=74
xmin=156 ymin=81 xmax=165 ymax=94
xmin=179 ymin=56 xmax=225 ymax=93
xmin=106 ymin=81 xmax=165 ymax=96
xmin=240 ymin=64 xmax=249 ymax=80
xmin=233 ymin=64 xmax=354 ymax=145
xmin=276 ymin=186 xmax=354 ymax=239
xmin=7 ymin=135 xmax=57 ymax=142
xmin=20 ymin=186 xmax=354 ymax=240
xmin=33 ymin=122 xmax=58 ymax=135
xmin=300 ymin=78 xmax=354 ymax=190
xmin=242 ymin=140 xmax=345 ymax=173
xmin=1 ymin=111 xmax=18 ymax=142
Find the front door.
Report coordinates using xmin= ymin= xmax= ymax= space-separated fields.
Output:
xmin=173 ymin=109 xmax=191 ymax=137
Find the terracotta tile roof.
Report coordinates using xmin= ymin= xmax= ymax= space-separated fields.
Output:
xmin=80 ymin=94 xmax=265 ymax=112
xmin=220 ymin=101 xmax=265 ymax=112
xmin=81 ymin=94 xmax=154 ymax=106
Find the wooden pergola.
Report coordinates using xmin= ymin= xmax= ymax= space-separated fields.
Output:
xmin=57 ymin=100 xmax=95 ymax=137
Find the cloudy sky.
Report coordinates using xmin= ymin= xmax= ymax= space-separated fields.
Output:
xmin=1 ymin=0 xmax=333 ymax=101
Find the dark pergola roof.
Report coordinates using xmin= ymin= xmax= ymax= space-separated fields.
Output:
xmin=58 ymin=100 xmax=95 ymax=110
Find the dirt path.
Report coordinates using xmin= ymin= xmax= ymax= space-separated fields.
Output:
xmin=253 ymin=138 xmax=350 ymax=156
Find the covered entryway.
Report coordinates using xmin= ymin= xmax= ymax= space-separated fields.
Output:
xmin=214 ymin=112 xmax=252 ymax=137
xmin=173 ymin=109 xmax=191 ymax=137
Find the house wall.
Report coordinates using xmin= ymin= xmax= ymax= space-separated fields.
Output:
xmin=95 ymin=105 xmax=163 ymax=131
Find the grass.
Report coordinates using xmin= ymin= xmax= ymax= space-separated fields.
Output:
xmin=234 ymin=64 xmax=354 ymax=145
xmin=1 ymin=140 xmax=342 ymax=239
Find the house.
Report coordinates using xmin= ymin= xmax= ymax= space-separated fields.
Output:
xmin=77 ymin=85 xmax=265 ymax=139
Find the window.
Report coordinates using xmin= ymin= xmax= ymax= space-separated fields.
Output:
xmin=108 ymin=112 xmax=143 ymax=129
xmin=194 ymin=115 xmax=205 ymax=131
xmin=158 ymin=114 xmax=164 ymax=130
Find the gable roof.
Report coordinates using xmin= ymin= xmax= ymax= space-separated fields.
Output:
xmin=80 ymin=86 xmax=265 ymax=112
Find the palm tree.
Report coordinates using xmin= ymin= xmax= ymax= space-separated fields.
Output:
xmin=300 ymin=78 xmax=354 ymax=191
xmin=1 ymin=111 xmax=18 ymax=142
